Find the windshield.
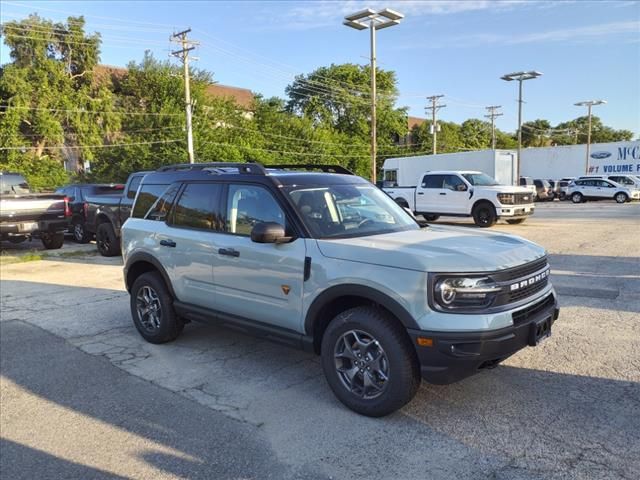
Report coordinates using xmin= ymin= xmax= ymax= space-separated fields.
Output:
xmin=287 ymin=184 xmax=419 ymax=239
xmin=462 ymin=173 xmax=499 ymax=186
xmin=0 ymin=175 xmax=30 ymax=195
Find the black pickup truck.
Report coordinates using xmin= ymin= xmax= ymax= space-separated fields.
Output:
xmin=85 ymin=171 xmax=148 ymax=256
xmin=0 ymin=172 xmax=71 ymax=249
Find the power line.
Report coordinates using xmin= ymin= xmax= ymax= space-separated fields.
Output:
xmin=0 ymin=139 xmax=183 ymax=151
xmin=3 ymin=106 xmax=185 ymax=116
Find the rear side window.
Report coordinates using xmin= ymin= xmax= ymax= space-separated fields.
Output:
xmin=422 ymin=175 xmax=444 ymax=189
xmin=127 ymin=176 xmax=143 ymax=199
xmin=170 ymin=183 xmax=223 ymax=231
xmin=145 ymin=184 xmax=180 ymax=221
xmin=132 ymin=184 xmax=170 ymax=218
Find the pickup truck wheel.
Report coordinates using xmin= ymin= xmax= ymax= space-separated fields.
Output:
xmin=321 ymin=306 xmax=420 ymax=417
xmin=506 ymin=218 xmax=526 ymax=225
xmin=130 ymin=272 xmax=184 ymax=344
xmin=424 ymin=215 xmax=440 ymax=222
xmin=472 ymin=203 xmax=497 ymax=228
xmin=571 ymin=192 xmax=583 ymax=204
xmin=41 ymin=232 xmax=64 ymax=250
xmin=96 ymin=223 xmax=120 ymax=257
xmin=614 ymin=192 xmax=628 ymax=204
xmin=72 ymin=219 xmax=91 ymax=243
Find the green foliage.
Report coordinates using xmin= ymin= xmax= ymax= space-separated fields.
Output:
xmin=1 ymin=154 xmax=69 ymax=191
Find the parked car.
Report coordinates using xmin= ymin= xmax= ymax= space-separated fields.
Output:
xmin=0 ymin=172 xmax=71 ymax=249
xmin=533 ymin=179 xmax=555 ymax=201
xmin=557 ymin=180 xmax=572 ymax=200
xmin=122 ymin=162 xmax=559 ymax=416
xmin=518 ymin=177 xmax=538 ymax=199
xmin=577 ymin=174 xmax=640 ymax=189
xmin=55 ymin=183 xmax=125 ymax=243
xmin=384 ymin=170 xmax=535 ymax=227
xmin=85 ymin=172 xmax=149 ymax=256
xmin=568 ymin=178 xmax=639 ymax=203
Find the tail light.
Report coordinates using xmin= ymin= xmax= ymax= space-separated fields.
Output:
xmin=64 ymin=197 xmax=72 ymax=217
xmin=83 ymin=202 xmax=89 ymax=219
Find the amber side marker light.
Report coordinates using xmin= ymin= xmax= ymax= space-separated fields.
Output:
xmin=417 ymin=337 xmax=433 ymax=347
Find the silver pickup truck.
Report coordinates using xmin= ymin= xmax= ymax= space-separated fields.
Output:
xmin=0 ymin=172 xmax=71 ymax=249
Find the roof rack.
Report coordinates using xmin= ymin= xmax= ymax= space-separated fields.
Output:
xmin=156 ymin=162 xmax=266 ymax=175
xmin=267 ymin=164 xmax=355 ymax=175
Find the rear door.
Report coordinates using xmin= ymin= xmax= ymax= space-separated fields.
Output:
xmin=212 ymin=183 xmax=306 ymax=332
xmin=153 ymin=182 xmax=224 ymax=310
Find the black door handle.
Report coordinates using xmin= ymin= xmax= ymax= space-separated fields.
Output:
xmin=160 ymin=239 xmax=176 ymax=247
xmin=218 ymin=248 xmax=240 ymax=257
xmin=417 ymin=192 xmax=424 ymax=195
xmin=439 ymin=192 xmax=447 ymax=195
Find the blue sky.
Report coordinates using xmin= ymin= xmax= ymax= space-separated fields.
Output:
xmin=2 ymin=0 xmax=639 ymax=136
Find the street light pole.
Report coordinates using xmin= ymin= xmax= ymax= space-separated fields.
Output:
xmin=574 ymin=100 xmax=606 ymax=174
xmin=500 ymin=71 xmax=542 ymax=185
xmin=344 ymin=8 xmax=404 ymax=184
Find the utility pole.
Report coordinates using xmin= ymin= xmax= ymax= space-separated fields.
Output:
xmin=484 ymin=105 xmax=503 ymax=149
xmin=171 ymin=28 xmax=198 ymax=164
xmin=425 ymin=95 xmax=446 ymax=154
xmin=574 ymin=100 xmax=606 ymax=174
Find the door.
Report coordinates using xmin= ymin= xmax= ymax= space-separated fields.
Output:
xmin=594 ymin=180 xmax=615 ymax=198
xmin=439 ymin=174 xmax=470 ymax=214
xmin=416 ymin=174 xmax=444 ymax=213
xmin=155 ymin=182 xmax=224 ymax=310
xmin=212 ymin=183 xmax=306 ymax=332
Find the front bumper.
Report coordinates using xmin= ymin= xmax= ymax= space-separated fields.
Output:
xmin=407 ymin=293 xmax=559 ymax=385
xmin=497 ymin=205 xmax=535 ymax=217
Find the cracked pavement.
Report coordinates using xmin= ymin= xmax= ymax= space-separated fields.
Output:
xmin=1 ymin=202 xmax=639 ymax=479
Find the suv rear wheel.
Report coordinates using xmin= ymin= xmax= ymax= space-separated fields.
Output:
xmin=472 ymin=202 xmax=496 ymax=227
xmin=130 ymin=272 xmax=184 ymax=344
xmin=321 ymin=306 xmax=420 ymax=417
xmin=96 ymin=223 xmax=120 ymax=257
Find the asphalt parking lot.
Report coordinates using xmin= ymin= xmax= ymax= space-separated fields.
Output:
xmin=1 ymin=201 xmax=639 ymax=479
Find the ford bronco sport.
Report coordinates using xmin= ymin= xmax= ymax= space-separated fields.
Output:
xmin=122 ymin=163 xmax=559 ymax=416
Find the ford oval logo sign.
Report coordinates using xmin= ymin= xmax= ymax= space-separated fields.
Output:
xmin=590 ymin=151 xmax=611 ymax=159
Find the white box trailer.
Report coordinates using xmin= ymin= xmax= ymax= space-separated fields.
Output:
xmin=382 ymin=149 xmax=518 ymax=187
xmin=520 ymin=141 xmax=640 ymax=179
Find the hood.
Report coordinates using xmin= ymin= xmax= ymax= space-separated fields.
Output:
xmin=316 ymin=226 xmax=546 ymax=273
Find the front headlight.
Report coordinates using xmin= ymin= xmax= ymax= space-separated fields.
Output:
xmin=497 ymin=193 xmax=515 ymax=205
xmin=432 ymin=276 xmax=501 ymax=311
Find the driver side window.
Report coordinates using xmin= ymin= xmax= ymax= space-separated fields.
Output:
xmin=442 ymin=175 xmax=466 ymax=191
xmin=226 ymin=184 xmax=287 ymax=236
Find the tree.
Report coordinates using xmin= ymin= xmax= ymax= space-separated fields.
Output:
xmin=521 ymin=119 xmax=552 ymax=147
xmin=554 ymin=116 xmax=633 ymax=145
xmin=460 ymin=119 xmax=492 ymax=150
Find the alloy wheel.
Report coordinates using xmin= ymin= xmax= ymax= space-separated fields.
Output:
xmin=136 ymin=285 xmax=162 ymax=332
xmin=334 ymin=329 xmax=389 ymax=399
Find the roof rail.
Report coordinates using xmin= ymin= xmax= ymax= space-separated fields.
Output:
xmin=156 ymin=162 xmax=266 ymax=175
xmin=267 ymin=164 xmax=355 ymax=175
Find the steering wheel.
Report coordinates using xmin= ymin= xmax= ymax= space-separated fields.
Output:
xmin=358 ymin=218 xmax=376 ymax=228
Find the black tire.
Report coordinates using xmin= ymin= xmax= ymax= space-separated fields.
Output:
xmin=614 ymin=192 xmax=628 ymax=204
xmin=72 ymin=218 xmax=91 ymax=243
xmin=130 ymin=272 xmax=184 ymax=344
xmin=321 ymin=306 xmax=421 ymax=417
xmin=571 ymin=192 xmax=583 ymax=204
xmin=423 ymin=214 xmax=440 ymax=222
xmin=559 ymin=192 xmax=566 ymax=201
xmin=506 ymin=218 xmax=526 ymax=224
xmin=96 ymin=222 xmax=120 ymax=257
xmin=41 ymin=232 xmax=64 ymax=250
xmin=472 ymin=202 xmax=497 ymax=228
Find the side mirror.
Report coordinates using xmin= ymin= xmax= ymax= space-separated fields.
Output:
xmin=250 ymin=222 xmax=292 ymax=244
xmin=456 ymin=184 xmax=467 ymax=192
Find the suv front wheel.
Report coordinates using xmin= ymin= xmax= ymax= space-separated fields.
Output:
xmin=130 ymin=272 xmax=184 ymax=344
xmin=321 ymin=306 xmax=420 ymax=417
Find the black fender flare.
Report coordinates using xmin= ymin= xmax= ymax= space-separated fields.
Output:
xmin=304 ymin=284 xmax=420 ymax=335
xmin=124 ymin=251 xmax=177 ymax=298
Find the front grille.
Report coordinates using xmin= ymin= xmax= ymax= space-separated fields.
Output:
xmin=508 ymin=278 xmax=548 ymax=303
xmin=494 ymin=257 xmax=548 ymax=282
xmin=513 ymin=193 xmax=534 ymax=205
xmin=512 ymin=293 xmax=555 ymax=325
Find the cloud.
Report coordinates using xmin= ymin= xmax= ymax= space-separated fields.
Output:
xmin=273 ymin=0 xmax=536 ymax=30
xmin=398 ymin=20 xmax=640 ymax=49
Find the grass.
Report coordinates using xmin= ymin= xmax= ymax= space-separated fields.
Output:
xmin=0 ymin=247 xmax=97 ymax=265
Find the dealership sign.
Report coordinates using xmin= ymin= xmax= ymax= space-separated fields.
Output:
xmin=587 ymin=144 xmax=640 ymax=174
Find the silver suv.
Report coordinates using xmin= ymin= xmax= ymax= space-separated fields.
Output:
xmin=122 ymin=163 xmax=559 ymax=416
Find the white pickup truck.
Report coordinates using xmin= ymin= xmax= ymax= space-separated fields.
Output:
xmin=384 ymin=170 xmax=535 ymax=227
